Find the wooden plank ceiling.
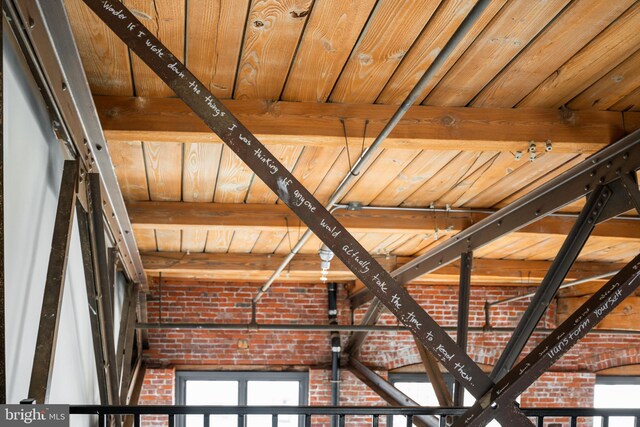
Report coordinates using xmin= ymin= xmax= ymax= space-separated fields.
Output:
xmin=64 ymin=0 xmax=640 ymax=288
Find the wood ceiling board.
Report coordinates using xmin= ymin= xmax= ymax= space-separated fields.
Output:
xmin=447 ymin=151 xmax=521 ymax=207
xmin=108 ymin=140 xmax=149 ymax=201
xmin=234 ymin=0 xmax=313 ymax=100
xmin=369 ymin=234 xmax=414 ymax=257
xmin=414 ymin=233 xmax=454 ymax=256
xmin=186 ymin=0 xmax=249 ymax=99
xmin=568 ymin=48 xmax=640 ymax=111
xmin=143 ymin=140 xmax=183 ymax=252
xmin=578 ymin=241 xmax=640 ymax=263
xmin=182 ymin=143 xmax=222 ymax=203
xmin=341 ymin=149 xmax=422 ymax=205
xmin=518 ymin=3 xmax=640 ymax=108
xmin=286 ymin=146 xmax=343 ymax=200
xmin=313 ymin=148 xmax=383 ymax=205
xmin=228 ymin=230 xmax=262 ymax=253
xmin=126 ymin=0 xmax=186 ymax=97
xmin=329 ymin=0 xmax=441 ymax=104
xmin=281 ymin=0 xmax=377 ymax=102
xmin=245 ymin=145 xmax=304 ymax=203
xmin=95 ymin=96 xmax=625 ymax=153
xmin=472 ymin=234 xmax=522 ymax=259
xmin=613 ymin=88 xmax=640 ymax=112
xmin=507 ymin=235 xmax=565 ymax=261
xmin=401 ymin=151 xmax=496 ymax=207
xmin=204 ymin=230 xmax=234 ymax=253
xmin=64 ymin=0 xmax=133 ymax=95
xmin=372 ymin=150 xmax=460 ymax=206
xmin=494 ymin=154 xmax=586 ymax=208
xmin=355 ymin=232 xmax=398 ymax=255
xmin=213 ymin=146 xmax=254 ymax=203
xmin=436 ymin=152 xmax=502 ymax=207
xmin=251 ymin=231 xmax=288 ymax=254
xmin=464 ymin=153 xmax=577 ymax=208
xmin=155 ymin=229 xmax=182 ymax=252
xmin=181 ymin=229 xmax=209 ymax=253
xmin=143 ymin=142 xmax=183 ymax=201
xmin=134 ymin=229 xmax=157 ymax=252
xmin=376 ymin=0 xmax=478 ymax=105
xmin=391 ymin=235 xmax=433 ymax=257
xmin=472 ymin=0 xmax=634 ymax=108
xmin=425 ymin=0 xmax=570 ymax=107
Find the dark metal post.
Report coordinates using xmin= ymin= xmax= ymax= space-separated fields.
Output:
xmin=76 ymin=203 xmax=109 ymax=404
xmin=491 ymin=185 xmax=611 ymax=381
xmin=328 ymin=283 xmax=340 ymax=427
xmin=414 ymin=337 xmax=452 ymax=407
xmin=454 ymin=252 xmax=472 ymax=406
xmin=28 ymin=160 xmax=78 ymax=403
xmin=349 ymin=358 xmax=439 ymax=427
xmin=88 ymin=173 xmax=119 ymax=406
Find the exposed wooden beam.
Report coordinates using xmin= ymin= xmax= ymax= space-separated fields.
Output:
xmin=95 ymin=95 xmax=628 ymax=153
xmin=141 ymin=251 xmax=624 ymax=285
xmin=127 ymin=201 xmax=640 ymax=239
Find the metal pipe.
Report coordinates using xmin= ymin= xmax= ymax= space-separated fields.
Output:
xmin=332 ymin=204 xmax=640 ymax=220
xmin=487 ymin=271 xmax=618 ymax=307
xmin=253 ymin=0 xmax=494 ymax=303
xmin=328 ymin=283 xmax=340 ymax=427
xmin=134 ymin=323 xmax=640 ymax=335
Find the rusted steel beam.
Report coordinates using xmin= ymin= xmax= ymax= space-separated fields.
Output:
xmin=28 ymin=160 xmax=78 ymax=403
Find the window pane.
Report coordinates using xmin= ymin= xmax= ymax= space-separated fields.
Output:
xmin=393 ymin=382 xmax=440 ymax=426
xmin=247 ymin=381 xmax=300 ymax=427
xmin=185 ymin=381 xmax=239 ymax=427
xmin=594 ymin=383 xmax=640 ymax=427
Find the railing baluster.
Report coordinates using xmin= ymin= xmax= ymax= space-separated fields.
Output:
xmin=238 ymin=414 xmax=245 ymax=427
xmin=134 ymin=414 xmax=141 ymax=427
xmin=570 ymin=416 xmax=577 ymax=427
xmin=602 ymin=415 xmax=609 ymax=427
xmin=406 ymin=414 xmax=413 ymax=427
xmin=167 ymin=414 xmax=174 ymax=427
xmin=203 ymin=413 xmax=210 ymax=427
xmin=634 ymin=415 xmax=640 ymax=427
xmin=339 ymin=414 xmax=345 ymax=427
xmin=439 ymin=415 xmax=447 ymax=427
xmin=371 ymin=414 xmax=379 ymax=427
xmin=537 ymin=416 xmax=544 ymax=427
xmin=304 ymin=414 xmax=311 ymax=427
xmin=98 ymin=414 xmax=106 ymax=427
xmin=272 ymin=413 xmax=278 ymax=427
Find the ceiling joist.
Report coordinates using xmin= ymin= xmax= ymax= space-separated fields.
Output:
xmin=127 ymin=201 xmax=640 ymax=240
xmin=94 ymin=96 xmax=638 ymax=153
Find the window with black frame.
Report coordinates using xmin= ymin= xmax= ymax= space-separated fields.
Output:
xmin=593 ymin=376 xmax=640 ymax=427
xmin=176 ymin=371 xmax=308 ymax=427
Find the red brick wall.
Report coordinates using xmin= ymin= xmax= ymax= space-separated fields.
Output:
xmin=139 ymin=368 xmax=174 ymax=427
xmin=521 ymin=372 xmax=595 ymax=427
xmin=137 ymin=278 xmax=640 ymax=423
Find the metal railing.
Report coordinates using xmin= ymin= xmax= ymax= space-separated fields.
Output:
xmin=70 ymin=405 xmax=640 ymax=427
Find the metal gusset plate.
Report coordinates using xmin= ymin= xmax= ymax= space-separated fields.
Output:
xmin=451 ymin=252 xmax=640 ymax=427
xmin=80 ymin=2 xmax=531 ymax=424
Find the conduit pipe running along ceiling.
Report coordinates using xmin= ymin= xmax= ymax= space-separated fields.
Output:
xmin=253 ymin=0 xmax=493 ymax=302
